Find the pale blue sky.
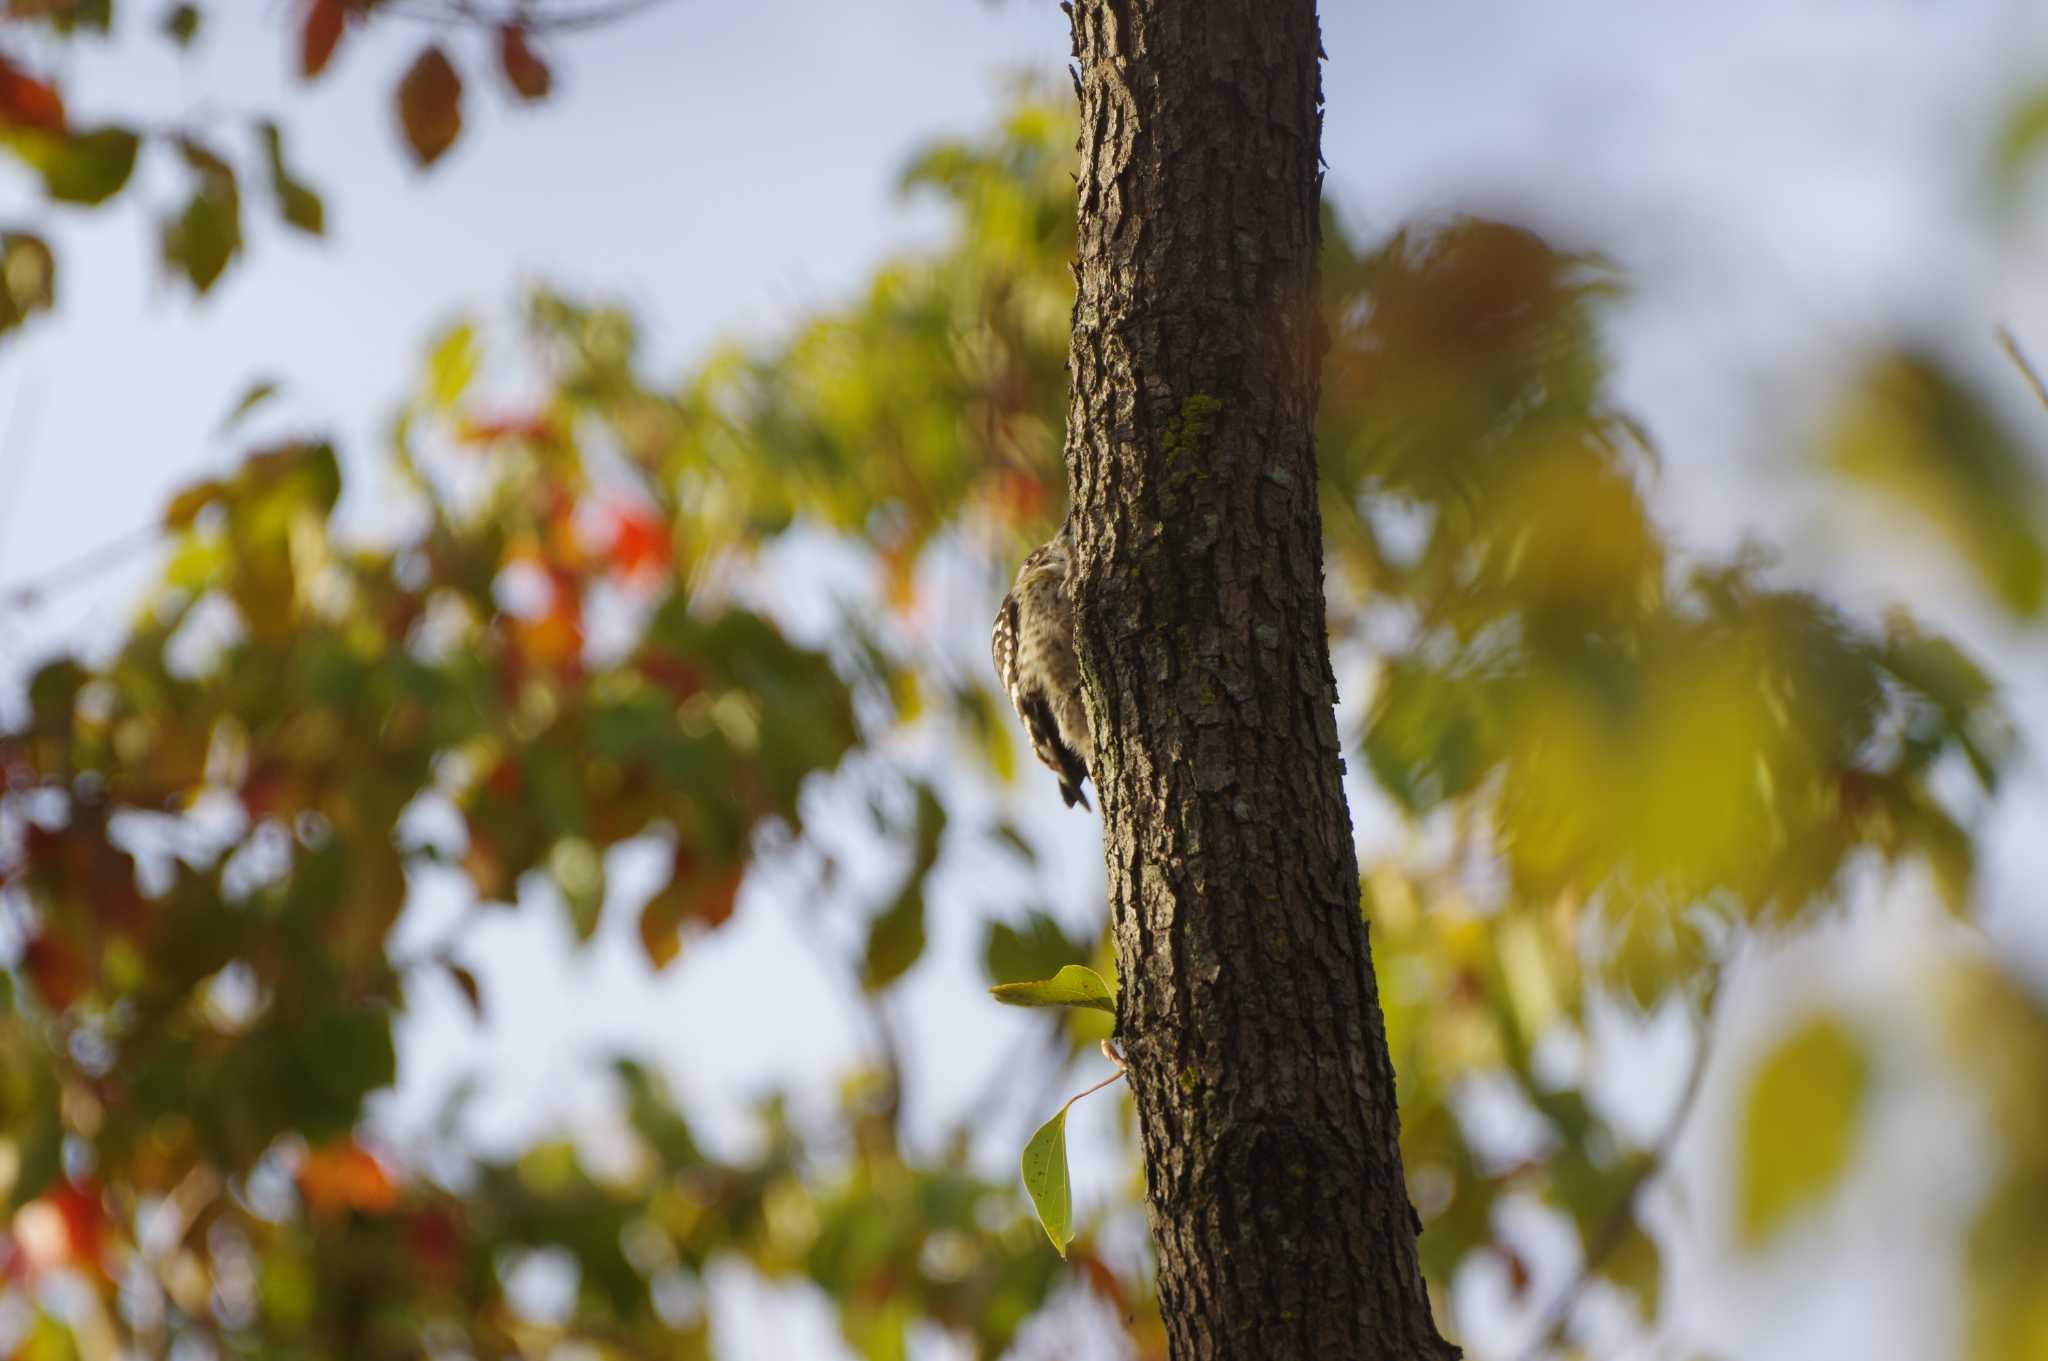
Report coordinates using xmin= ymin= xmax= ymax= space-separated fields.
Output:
xmin=5 ymin=3 xmax=2048 ymax=1357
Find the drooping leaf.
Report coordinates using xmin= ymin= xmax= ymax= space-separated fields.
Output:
xmin=0 ymin=232 xmax=56 ymax=335
xmin=990 ymin=964 xmax=1116 ymax=1013
xmin=26 ymin=126 xmax=139 ymax=205
xmin=550 ymin=836 xmax=606 ymax=941
xmin=162 ymin=3 xmax=201 ymax=47
xmin=396 ymin=46 xmax=463 ymax=169
xmin=1737 ymin=1013 xmax=1870 ymax=1246
xmin=218 ymin=379 xmax=281 ymax=433
xmin=497 ymin=24 xmax=553 ymax=102
xmin=1991 ymin=85 xmax=2048 ymax=206
xmin=984 ymin=909 xmax=1088 ymax=986
xmin=163 ymin=477 xmax=227 ymax=530
xmin=860 ymin=883 xmax=927 ymax=992
xmin=300 ymin=0 xmax=346 ymax=79
xmin=425 ymin=319 xmax=480 ymax=409
xmin=1832 ymin=350 xmax=2048 ymax=615
xmin=258 ymin=121 xmax=326 ymax=235
xmin=0 ymin=55 xmax=66 ymax=131
xmin=445 ymin=962 xmax=483 ymax=1019
xmin=160 ymin=139 xmax=242 ymax=294
xmin=1020 ymin=1105 xmax=1073 ymax=1257
xmin=636 ymin=850 xmax=744 ymax=970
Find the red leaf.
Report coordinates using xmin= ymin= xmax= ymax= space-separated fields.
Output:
xmin=396 ymin=46 xmax=463 ymax=168
xmin=49 ymin=1181 xmax=106 ymax=1267
xmin=15 ymin=1181 xmax=106 ymax=1275
xmin=0 ymin=55 xmax=66 ymax=132
xmin=300 ymin=0 xmax=346 ymax=80
xmin=496 ymin=24 xmax=552 ymax=102
xmin=606 ymin=503 xmax=671 ymax=584
xmin=640 ymin=655 xmax=704 ymax=701
xmin=408 ymin=1206 xmax=464 ymax=1281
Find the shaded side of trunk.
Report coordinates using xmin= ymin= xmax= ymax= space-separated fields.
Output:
xmin=1063 ymin=2 xmax=1454 ymax=1356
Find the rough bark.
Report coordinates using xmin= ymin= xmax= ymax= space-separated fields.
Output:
xmin=1062 ymin=3 xmax=1455 ymax=1357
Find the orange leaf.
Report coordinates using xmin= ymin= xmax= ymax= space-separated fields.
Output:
xmin=997 ymin=470 xmax=1047 ymax=525
xmin=462 ymin=824 xmax=507 ymax=899
xmin=0 ymin=55 xmax=65 ymax=132
xmin=455 ymin=411 xmax=554 ymax=445
xmin=514 ymin=585 xmax=584 ymax=672
xmin=637 ymin=853 xmax=744 ymax=969
xmin=298 ymin=1140 xmax=397 ymax=1217
xmin=1070 ymin=1245 xmax=1130 ymax=1313
xmin=396 ymin=46 xmax=463 ymax=168
xmin=697 ymin=864 xmax=743 ymax=930
xmin=300 ymin=0 xmax=346 ymax=79
xmin=496 ymin=24 xmax=552 ymax=102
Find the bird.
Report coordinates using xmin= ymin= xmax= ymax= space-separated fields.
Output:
xmin=991 ymin=526 xmax=1093 ymax=809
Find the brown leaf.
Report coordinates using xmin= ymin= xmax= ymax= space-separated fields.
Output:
xmin=445 ymin=962 xmax=483 ymax=1019
xmin=497 ymin=24 xmax=552 ymax=102
xmin=22 ymin=933 xmax=88 ymax=1010
xmin=300 ymin=0 xmax=346 ymax=80
xmin=396 ymin=46 xmax=463 ymax=169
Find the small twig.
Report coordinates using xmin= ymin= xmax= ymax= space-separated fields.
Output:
xmin=1997 ymin=325 xmax=2048 ymax=411
xmin=1511 ymin=990 xmax=1719 ymax=1361
xmin=0 ymin=519 xmax=165 ymax=618
xmin=375 ymin=0 xmax=673 ymax=33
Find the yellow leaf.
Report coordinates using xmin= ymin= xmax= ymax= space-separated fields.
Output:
xmin=1737 ymin=1013 xmax=1869 ymax=1246
xmin=426 ymin=319 xmax=479 ymax=410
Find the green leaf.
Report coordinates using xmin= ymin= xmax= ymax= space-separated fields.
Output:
xmin=1832 ymin=351 xmax=2048 ymax=615
xmin=29 ymin=126 xmax=140 ymax=205
xmin=1991 ymin=86 xmax=2048 ymax=206
xmin=258 ymin=121 xmax=325 ymax=236
xmin=1737 ymin=1013 xmax=1870 ymax=1247
xmin=218 ymin=379 xmax=280 ymax=432
xmin=983 ymin=909 xmax=1087 ymax=986
xmin=162 ymin=3 xmax=201 ymax=47
xmin=161 ymin=139 xmax=242 ymax=295
xmin=1363 ymin=660 xmax=1497 ymax=814
xmin=550 ymin=836 xmax=605 ymax=941
xmin=1020 ymin=1105 xmax=1073 ymax=1256
xmin=989 ymin=963 xmax=1116 ymax=1013
xmin=396 ymin=45 xmax=463 ymax=169
xmin=859 ymin=883 xmax=926 ymax=992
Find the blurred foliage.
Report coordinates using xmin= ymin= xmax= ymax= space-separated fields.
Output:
xmin=0 ymin=0 xmax=588 ymax=324
xmin=5 ymin=8 xmax=2048 ymax=1360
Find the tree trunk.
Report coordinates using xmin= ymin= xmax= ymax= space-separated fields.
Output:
xmin=1062 ymin=3 xmax=1455 ymax=1357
